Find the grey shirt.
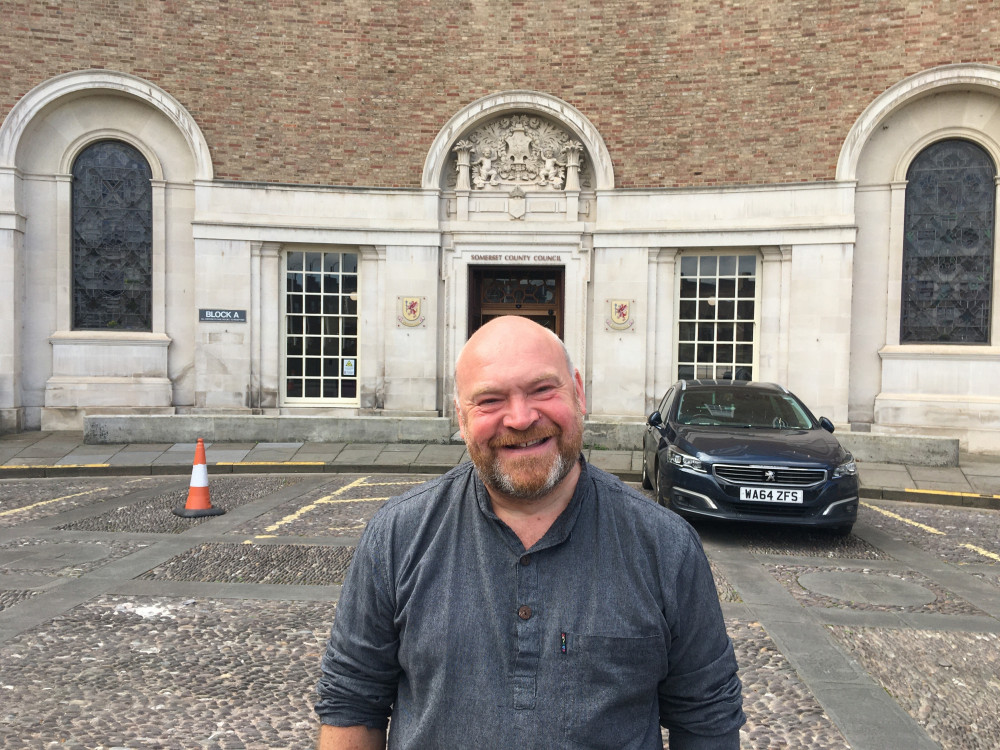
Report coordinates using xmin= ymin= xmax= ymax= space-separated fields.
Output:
xmin=315 ymin=459 xmax=745 ymax=749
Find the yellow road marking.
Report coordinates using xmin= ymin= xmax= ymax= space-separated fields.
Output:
xmin=217 ymin=461 xmax=326 ymax=466
xmin=1 ymin=464 xmax=110 ymax=470
xmin=960 ymin=543 xmax=1000 ymax=563
xmin=242 ymin=474 xmax=415 ymax=542
xmin=860 ymin=501 xmax=946 ymax=535
xmin=863 ymin=501 xmax=1000 ymax=562
xmin=0 ymin=487 xmax=109 ymax=517
xmin=259 ymin=476 xmax=376 ymax=534
xmin=904 ymin=487 xmax=1000 ymax=500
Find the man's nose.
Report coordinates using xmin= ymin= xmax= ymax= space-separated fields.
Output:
xmin=503 ymin=395 xmax=539 ymax=430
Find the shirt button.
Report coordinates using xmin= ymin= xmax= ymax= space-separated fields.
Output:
xmin=520 ymin=555 xmax=531 ymax=566
xmin=517 ymin=605 xmax=532 ymax=620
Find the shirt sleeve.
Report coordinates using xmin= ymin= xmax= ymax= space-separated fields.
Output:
xmin=658 ymin=528 xmax=745 ymax=749
xmin=315 ymin=516 xmax=400 ymax=728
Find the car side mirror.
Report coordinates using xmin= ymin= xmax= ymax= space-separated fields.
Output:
xmin=647 ymin=411 xmax=666 ymax=434
xmin=819 ymin=417 xmax=835 ymax=433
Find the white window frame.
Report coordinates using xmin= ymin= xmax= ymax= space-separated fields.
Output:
xmin=673 ymin=250 xmax=762 ymax=382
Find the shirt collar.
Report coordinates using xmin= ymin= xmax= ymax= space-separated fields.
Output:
xmin=472 ymin=456 xmax=591 ymax=553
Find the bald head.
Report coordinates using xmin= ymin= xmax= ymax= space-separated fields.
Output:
xmin=455 ymin=317 xmax=573 ymax=397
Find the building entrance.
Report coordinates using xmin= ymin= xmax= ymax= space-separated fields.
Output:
xmin=468 ymin=265 xmax=564 ymax=338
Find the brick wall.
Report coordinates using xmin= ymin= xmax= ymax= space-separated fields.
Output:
xmin=2 ymin=0 xmax=998 ymax=188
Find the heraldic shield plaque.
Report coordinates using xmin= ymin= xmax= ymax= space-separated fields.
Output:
xmin=605 ymin=299 xmax=636 ymax=331
xmin=397 ymin=296 xmax=427 ymax=328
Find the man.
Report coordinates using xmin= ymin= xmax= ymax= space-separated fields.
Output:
xmin=315 ymin=316 xmax=744 ymax=749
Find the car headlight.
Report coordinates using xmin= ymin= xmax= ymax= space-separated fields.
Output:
xmin=668 ymin=446 xmax=707 ymax=473
xmin=833 ymin=456 xmax=857 ymax=478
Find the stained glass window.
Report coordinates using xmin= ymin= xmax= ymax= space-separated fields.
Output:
xmin=902 ymin=139 xmax=995 ymax=344
xmin=71 ymin=141 xmax=153 ymax=331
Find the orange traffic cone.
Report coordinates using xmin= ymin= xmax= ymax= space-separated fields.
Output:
xmin=173 ymin=438 xmax=225 ymax=517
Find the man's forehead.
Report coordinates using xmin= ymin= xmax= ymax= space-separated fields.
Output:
xmin=466 ymin=368 xmax=565 ymax=397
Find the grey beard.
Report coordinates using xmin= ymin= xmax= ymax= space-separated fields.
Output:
xmin=486 ymin=451 xmax=572 ymax=500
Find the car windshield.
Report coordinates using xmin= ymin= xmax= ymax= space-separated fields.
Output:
xmin=676 ymin=388 xmax=814 ymax=429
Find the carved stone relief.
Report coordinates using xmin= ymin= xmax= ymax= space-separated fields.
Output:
xmin=449 ymin=114 xmax=590 ymax=191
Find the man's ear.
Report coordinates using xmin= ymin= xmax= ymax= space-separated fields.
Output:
xmin=573 ymin=369 xmax=587 ymax=416
xmin=454 ymin=397 xmax=467 ymax=439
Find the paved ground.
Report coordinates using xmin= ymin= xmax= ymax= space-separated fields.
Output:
xmin=3 ymin=431 xmax=1000 ymax=511
xmin=1 ymin=432 xmax=999 ymax=748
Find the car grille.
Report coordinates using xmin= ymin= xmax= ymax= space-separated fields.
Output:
xmin=713 ymin=464 xmax=827 ymax=487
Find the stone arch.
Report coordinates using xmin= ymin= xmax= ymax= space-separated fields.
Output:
xmin=837 ymin=63 xmax=1000 ymax=182
xmin=422 ymin=90 xmax=614 ymax=191
xmin=0 ymin=69 xmax=211 ymax=179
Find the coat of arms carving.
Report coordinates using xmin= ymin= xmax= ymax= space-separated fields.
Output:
xmin=455 ymin=115 xmax=589 ymax=191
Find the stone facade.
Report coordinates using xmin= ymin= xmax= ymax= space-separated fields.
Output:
xmin=2 ymin=3 xmax=1000 ymax=451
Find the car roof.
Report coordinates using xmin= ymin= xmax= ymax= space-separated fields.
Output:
xmin=675 ymin=379 xmax=790 ymax=394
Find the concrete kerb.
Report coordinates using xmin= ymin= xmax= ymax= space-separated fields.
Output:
xmin=861 ymin=485 xmax=1000 ymax=511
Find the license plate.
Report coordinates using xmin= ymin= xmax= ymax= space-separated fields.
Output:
xmin=740 ymin=487 xmax=803 ymax=503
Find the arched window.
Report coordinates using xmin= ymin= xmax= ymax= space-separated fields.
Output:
xmin=901 ymin=139 xmax=996 ymax=343
xmin=71 ymin=140 xmax=153 ymax=330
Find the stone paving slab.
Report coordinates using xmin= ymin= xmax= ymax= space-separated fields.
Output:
xmin=414 ymin=444 xmax=468 ymax=464
xmin=108 ymin=450 xmax=171 ymax=466
xmin=585 ymin=449 xmax=634 ymax=472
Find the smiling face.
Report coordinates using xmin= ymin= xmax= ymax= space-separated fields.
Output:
xmin=455 ymin=317 xmax=587 ymax=503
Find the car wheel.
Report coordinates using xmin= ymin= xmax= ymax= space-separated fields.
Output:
xmin=653 ymin=463 xmax=669 ymax=507
xmin=829 ymin=524 xmax=854 ymax=537
xmin=641 ymin=459 xmax=653 ymax=490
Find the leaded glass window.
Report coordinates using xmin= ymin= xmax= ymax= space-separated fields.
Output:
xmin=902 ymin=139 xmax=995 ymax=343
xmin=71 ymin=140 xmax=153 ymax=330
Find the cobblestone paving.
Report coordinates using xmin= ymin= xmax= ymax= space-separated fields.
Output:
xmin=0 ymin=592 xmax=847 ymax=750
xmin=0 ymin=595 xmax=332 ymax=749
xmin=4 ymin=474 xmax=998 ymax=749
xmin=0 ymin=589 xmax=38 ymax=613
xmin=861 ymin=501 xmax=1000 ymax=565
xmin=138 ymin=543 xmax=355 ymax=586
xmin=0 ymin=477 xmax=169 ymax=528
xmin=729 ymin=620 xmax=849 ymax=748
xmin=228 ymin=474 xmax=427 ymax=537
xmin=698 ymin=522 xmax=887 ymax=560
xmin=829 ymin=627 xmax=1000 ymax=750
xmin=769 ymin=564 xmax=987 ymax=615
xmin=709 ymin=558 xmax=740 ymax=603
xmin=57 ymin=477 xmax=301 ymax=534
xmin=0 ymin=537 xmax=151 ymax=578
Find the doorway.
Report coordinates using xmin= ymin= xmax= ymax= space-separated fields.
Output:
xmin=468 ymin=265 xmax=564 ymax=338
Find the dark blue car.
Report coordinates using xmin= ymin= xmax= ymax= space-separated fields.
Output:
xmin=642 ymin=380 xmax=860 ymax=535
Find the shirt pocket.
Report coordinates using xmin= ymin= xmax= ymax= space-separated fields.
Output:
xmin=557 ymin=633 xmax=666 ymax=748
